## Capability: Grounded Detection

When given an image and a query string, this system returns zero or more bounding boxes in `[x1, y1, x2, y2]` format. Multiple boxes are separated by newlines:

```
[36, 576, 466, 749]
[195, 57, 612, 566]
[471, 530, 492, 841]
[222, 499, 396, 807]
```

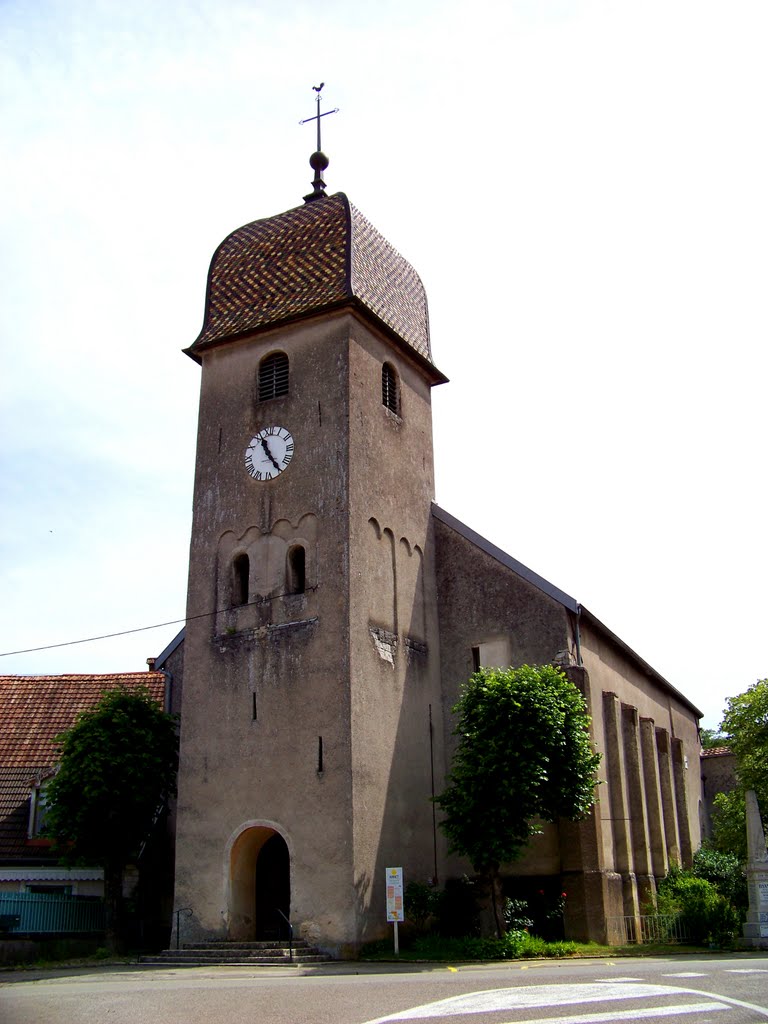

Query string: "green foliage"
[435, 666, 601, 874]
[504, 898, 533, 931]
[720, 679, 768, 798]
[404, 881, 443, 931]
[408, 931, 579, 961]
[411, 931, 522, 961]
[692, 844, 747, 909]
[517, 935, 580, 958]
[45, 686, 178, 867]
[706, 896, 743, 948]
[655, 868, 740, 946]
[710, 791, 748, 862]
[711, 679, 768, 858]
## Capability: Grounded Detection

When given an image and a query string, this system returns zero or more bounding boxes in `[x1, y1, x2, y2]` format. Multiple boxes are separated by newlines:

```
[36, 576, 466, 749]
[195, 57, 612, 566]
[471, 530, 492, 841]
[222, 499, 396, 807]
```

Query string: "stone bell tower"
[172, 131, 448, 954]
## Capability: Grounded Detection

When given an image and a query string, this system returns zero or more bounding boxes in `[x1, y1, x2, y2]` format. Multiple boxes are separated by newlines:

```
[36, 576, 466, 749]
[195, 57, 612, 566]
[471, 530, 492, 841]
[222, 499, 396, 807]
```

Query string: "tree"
[710, 791, 749, 862]
[711, 678, 768, 861]
[692, 845, 747, 910]
[45, 686, 178, 950]
[435, 665, 601, 936]
[721, 678, 768, 801]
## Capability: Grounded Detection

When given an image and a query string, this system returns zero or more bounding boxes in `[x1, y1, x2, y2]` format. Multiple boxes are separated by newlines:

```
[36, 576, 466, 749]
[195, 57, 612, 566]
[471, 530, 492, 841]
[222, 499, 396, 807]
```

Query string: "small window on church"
[259, 352, 289, 401]
[232, 553, 249, 607]
[286, 545, 306, 595]
[382, 363, 399, 414]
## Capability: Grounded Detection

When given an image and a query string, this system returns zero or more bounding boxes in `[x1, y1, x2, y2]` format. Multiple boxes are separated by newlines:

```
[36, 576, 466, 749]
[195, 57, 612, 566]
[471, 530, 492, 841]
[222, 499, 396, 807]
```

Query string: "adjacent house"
[0, 672, 170, 942]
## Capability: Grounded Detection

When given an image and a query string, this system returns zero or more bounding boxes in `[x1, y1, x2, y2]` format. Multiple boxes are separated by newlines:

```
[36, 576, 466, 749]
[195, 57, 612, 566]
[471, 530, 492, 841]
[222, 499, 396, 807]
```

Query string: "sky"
[1, 0, 766, 729]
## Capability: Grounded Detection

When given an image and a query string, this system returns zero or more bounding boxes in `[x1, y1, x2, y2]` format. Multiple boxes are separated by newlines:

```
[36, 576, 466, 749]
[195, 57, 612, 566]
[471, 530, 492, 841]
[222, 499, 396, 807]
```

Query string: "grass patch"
[361, 931, 582, 962]
[359, 934, 714, 962]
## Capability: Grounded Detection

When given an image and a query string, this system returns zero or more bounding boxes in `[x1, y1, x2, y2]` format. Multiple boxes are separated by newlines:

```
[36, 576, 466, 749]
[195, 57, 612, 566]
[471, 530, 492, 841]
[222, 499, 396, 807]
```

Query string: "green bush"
[409, 930, 578, 961]
[504, 898, 533, 931]
[706, 895, 742, 948]
[692, 845, 747, 910]
[404, 881, 444, 931]
[519, 935, 579, 958]
[655, 868, 740, 946]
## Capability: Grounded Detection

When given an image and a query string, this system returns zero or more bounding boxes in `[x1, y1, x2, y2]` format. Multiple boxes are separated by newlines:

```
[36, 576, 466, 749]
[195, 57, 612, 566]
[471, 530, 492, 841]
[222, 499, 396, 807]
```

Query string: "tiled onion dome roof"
[187, 192, 433, 363]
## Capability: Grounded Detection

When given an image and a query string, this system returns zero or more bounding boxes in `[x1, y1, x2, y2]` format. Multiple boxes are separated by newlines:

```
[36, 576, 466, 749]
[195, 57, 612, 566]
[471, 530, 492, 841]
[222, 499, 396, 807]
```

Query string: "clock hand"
[259, 436, 281, 472]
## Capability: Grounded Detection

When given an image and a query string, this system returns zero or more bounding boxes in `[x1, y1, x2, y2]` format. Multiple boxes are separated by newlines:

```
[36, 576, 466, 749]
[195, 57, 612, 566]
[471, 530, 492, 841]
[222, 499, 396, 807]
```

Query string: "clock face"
[245, 426, 294, 481]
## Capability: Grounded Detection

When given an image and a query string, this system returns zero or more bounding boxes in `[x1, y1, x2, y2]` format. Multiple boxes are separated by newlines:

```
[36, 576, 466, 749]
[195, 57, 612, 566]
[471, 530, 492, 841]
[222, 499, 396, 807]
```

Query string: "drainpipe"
[149, 663, 174, 716]
[574, 607, 584, 667]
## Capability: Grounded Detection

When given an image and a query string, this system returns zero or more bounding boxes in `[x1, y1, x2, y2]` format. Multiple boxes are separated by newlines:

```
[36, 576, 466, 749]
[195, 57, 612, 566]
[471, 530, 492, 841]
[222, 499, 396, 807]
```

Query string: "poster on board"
[386, 866, 404, 922]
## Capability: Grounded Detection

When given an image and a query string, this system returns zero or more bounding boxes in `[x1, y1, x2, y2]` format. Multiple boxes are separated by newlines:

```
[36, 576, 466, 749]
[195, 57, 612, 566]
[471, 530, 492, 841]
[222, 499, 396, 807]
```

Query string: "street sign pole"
[385, 866, 404, 957]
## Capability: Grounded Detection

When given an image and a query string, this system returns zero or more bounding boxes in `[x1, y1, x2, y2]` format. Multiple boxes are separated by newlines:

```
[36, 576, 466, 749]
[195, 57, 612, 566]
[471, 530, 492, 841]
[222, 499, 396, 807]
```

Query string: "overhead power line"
[0, 585, 319, 658]
[0, 616, 193, 657]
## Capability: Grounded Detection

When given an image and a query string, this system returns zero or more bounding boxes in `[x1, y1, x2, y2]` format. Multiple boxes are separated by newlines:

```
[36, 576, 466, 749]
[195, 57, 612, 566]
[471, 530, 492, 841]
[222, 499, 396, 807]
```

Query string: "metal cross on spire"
[299, 83, 339, 202]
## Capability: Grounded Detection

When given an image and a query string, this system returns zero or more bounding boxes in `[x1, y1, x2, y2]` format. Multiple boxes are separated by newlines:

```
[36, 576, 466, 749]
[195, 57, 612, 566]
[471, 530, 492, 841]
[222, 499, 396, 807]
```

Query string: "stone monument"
[741, 790, 768, 948]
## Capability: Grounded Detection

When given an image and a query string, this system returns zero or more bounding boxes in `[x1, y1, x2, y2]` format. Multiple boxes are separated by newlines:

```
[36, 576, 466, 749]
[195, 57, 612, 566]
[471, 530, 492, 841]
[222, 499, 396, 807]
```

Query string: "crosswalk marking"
[725, 969, 768, 974]
[492, 1001, 728, 1024]
[361, 982, 724, 1023]
[662, 972, 708, 978]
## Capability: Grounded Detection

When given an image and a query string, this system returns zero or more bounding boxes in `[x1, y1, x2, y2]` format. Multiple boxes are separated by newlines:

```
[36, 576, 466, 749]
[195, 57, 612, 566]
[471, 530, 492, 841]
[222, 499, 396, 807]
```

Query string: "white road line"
[361, 982, 711, 1023]
[725, 969, 768, 974]
[705, 993, 768, 1018]
[663, 973, 708, 978]
[361, 981, 768, 1024]
[491, 1002, 728, 1024]
[595, 977, 643, 983]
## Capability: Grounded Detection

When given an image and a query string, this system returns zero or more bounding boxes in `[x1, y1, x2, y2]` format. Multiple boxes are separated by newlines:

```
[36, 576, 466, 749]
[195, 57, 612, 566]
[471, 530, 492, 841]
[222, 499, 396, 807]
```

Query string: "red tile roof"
[0, 674, 167, 860]
[701, 745, 732, 758]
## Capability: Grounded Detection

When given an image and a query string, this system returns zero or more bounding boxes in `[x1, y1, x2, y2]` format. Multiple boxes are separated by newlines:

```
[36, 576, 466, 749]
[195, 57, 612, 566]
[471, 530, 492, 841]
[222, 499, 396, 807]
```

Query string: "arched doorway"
[228, 825, 290, 940]
[255, 832, 290, 939]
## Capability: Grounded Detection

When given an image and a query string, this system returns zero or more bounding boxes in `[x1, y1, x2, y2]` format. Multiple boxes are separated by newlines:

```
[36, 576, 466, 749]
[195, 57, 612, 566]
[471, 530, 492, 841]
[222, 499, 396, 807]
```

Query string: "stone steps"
[140, 939, 330, 967]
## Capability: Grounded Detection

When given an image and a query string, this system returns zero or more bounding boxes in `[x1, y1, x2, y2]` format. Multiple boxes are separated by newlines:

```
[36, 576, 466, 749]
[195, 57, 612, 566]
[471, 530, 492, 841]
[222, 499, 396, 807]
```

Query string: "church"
[167, 125, 704, 957]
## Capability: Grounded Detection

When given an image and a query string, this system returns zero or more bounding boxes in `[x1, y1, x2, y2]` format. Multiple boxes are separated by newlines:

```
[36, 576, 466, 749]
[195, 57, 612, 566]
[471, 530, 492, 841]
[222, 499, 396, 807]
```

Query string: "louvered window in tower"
[258, 352, 289, 401]
[381, 363, 399, 414]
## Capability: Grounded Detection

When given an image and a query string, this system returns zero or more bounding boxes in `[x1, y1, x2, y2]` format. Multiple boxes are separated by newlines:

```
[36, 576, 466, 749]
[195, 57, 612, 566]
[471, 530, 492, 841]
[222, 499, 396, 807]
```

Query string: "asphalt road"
[2, 953, 768, 1024]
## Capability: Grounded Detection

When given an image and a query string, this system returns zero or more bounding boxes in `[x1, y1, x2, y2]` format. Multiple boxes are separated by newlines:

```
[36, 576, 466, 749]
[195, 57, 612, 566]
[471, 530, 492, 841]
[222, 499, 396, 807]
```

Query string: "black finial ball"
[309, 150, 329, 171]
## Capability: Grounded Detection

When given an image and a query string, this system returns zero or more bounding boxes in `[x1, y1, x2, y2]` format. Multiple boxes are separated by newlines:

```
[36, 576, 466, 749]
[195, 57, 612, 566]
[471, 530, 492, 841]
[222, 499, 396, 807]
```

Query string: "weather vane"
[299, 83, 339, 202]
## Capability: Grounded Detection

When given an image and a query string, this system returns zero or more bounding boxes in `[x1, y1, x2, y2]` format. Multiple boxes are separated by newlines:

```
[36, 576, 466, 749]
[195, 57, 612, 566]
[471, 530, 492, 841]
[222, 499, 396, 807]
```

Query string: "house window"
[232, 553, 249, 607]
[258, 352, 289, 401]
[381, 363, 399, 414]
[27, 884, 72, 896]
[472, 639, 511, 672]
[286, 545, 306, 595]
[28, 780, 52, 841]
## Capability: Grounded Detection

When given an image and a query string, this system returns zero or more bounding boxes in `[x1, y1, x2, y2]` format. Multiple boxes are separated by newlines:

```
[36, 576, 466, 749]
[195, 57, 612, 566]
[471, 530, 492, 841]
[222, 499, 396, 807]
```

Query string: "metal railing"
[276, 908, 293, 962]
[174, 907, 193, 950]
[607, 914, 690, 945]
[0, 893, 105, 934]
